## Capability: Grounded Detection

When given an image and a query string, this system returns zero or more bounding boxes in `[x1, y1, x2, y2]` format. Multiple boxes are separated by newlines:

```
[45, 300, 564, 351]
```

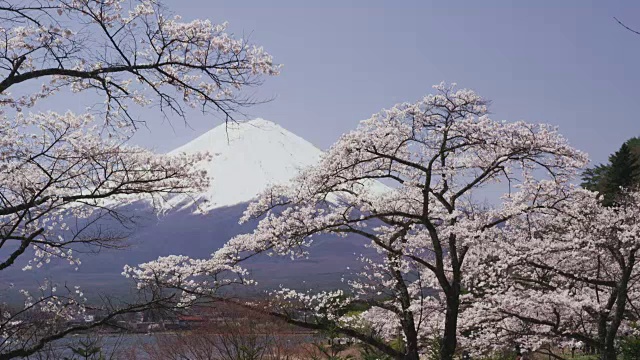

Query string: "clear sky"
[130, 0, 640, 166]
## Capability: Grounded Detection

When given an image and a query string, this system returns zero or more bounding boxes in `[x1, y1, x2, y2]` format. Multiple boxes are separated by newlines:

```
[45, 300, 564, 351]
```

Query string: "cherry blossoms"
[464, 189, 640, 360]
[0, 110, 209, 357]
[0, 0, 280, 127]
[0, 1, 280, 357]
[131, 83, 588, 360]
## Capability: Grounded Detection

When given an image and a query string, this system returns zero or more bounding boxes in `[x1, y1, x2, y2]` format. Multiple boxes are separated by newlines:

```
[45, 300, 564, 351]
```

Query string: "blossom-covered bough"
[130, 84, 588, 360]
[0, 0, 280, 126]
[0, 111, 210, 358]
[465, 189, 640, 360]
[0, 0, 278, 358]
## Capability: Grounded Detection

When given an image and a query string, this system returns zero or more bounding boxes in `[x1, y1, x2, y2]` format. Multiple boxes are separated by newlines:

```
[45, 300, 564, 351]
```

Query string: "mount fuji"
[165, 118, 325, 212]
[2, 119, 373, 299]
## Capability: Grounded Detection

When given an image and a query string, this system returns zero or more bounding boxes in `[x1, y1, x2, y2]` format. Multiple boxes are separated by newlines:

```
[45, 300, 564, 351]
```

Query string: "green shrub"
[620, 336, 640, 360]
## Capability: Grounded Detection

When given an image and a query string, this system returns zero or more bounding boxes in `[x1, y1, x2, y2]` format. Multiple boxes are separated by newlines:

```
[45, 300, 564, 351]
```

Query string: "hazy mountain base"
[0, 200, 370, 303]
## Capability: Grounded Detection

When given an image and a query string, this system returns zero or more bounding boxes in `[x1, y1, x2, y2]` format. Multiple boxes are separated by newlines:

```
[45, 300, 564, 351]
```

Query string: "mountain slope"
[166, 118, 324, 212]
[2, 119, 377, 300]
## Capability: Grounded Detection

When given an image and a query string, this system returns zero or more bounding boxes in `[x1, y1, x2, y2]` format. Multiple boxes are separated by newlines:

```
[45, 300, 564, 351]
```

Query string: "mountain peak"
[245, 117, 277, 127]
[167, 118, 323, 211]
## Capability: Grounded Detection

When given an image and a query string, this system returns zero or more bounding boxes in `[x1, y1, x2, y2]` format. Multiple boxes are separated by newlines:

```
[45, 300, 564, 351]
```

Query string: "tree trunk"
[440, 288, 460, 360]
[390, 253, 420, 360]
[401, 314, 420, 360]
[597, 254, 635, 360]
[599, 346, 617, 360]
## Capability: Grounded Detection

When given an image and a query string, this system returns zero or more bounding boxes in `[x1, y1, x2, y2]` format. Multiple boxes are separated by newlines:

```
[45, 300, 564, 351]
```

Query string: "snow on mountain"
[166, 118, 387, 212]
[166, 118, 323, 211]
[0, 119, 387, 296]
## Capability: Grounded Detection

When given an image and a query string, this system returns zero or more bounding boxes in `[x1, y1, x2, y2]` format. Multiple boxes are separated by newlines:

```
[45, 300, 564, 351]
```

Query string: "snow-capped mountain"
[166, 118, 324, 212]
[166, 117, 388, 212]
[2, 119, 377, 299]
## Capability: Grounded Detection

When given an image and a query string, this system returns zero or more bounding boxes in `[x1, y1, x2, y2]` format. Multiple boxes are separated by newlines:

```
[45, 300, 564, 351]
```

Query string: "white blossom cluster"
[462, 189, 640, 354]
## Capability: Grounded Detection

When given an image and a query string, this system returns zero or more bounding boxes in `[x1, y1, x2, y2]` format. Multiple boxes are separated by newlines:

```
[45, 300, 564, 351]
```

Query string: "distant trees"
[136, 303, 303, 360]
[0, 0, 279, 358]
[130, 84, 588, 360]
[582, 138, 640, 205]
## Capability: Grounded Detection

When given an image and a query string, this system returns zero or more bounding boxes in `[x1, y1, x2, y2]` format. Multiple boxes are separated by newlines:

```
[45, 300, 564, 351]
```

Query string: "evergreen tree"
[582, 138, 640, 206]
[581, 164, 609, 193]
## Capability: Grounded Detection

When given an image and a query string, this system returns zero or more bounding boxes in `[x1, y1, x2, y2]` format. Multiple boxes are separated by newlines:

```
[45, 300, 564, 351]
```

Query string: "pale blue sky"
[131, 1, 640, 166]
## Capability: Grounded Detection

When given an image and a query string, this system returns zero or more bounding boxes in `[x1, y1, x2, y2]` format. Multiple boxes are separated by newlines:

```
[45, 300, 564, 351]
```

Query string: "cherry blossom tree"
[464, 189, 640, 360]
[0, 0, 280, 127]
[129, 84, 587, 360]
[0, 111, 210, 358]
[0, 0, 279, 357]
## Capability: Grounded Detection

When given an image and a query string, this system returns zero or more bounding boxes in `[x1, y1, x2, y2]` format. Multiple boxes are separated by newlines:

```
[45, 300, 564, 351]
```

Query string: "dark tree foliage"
[582, 138, 640, 206]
